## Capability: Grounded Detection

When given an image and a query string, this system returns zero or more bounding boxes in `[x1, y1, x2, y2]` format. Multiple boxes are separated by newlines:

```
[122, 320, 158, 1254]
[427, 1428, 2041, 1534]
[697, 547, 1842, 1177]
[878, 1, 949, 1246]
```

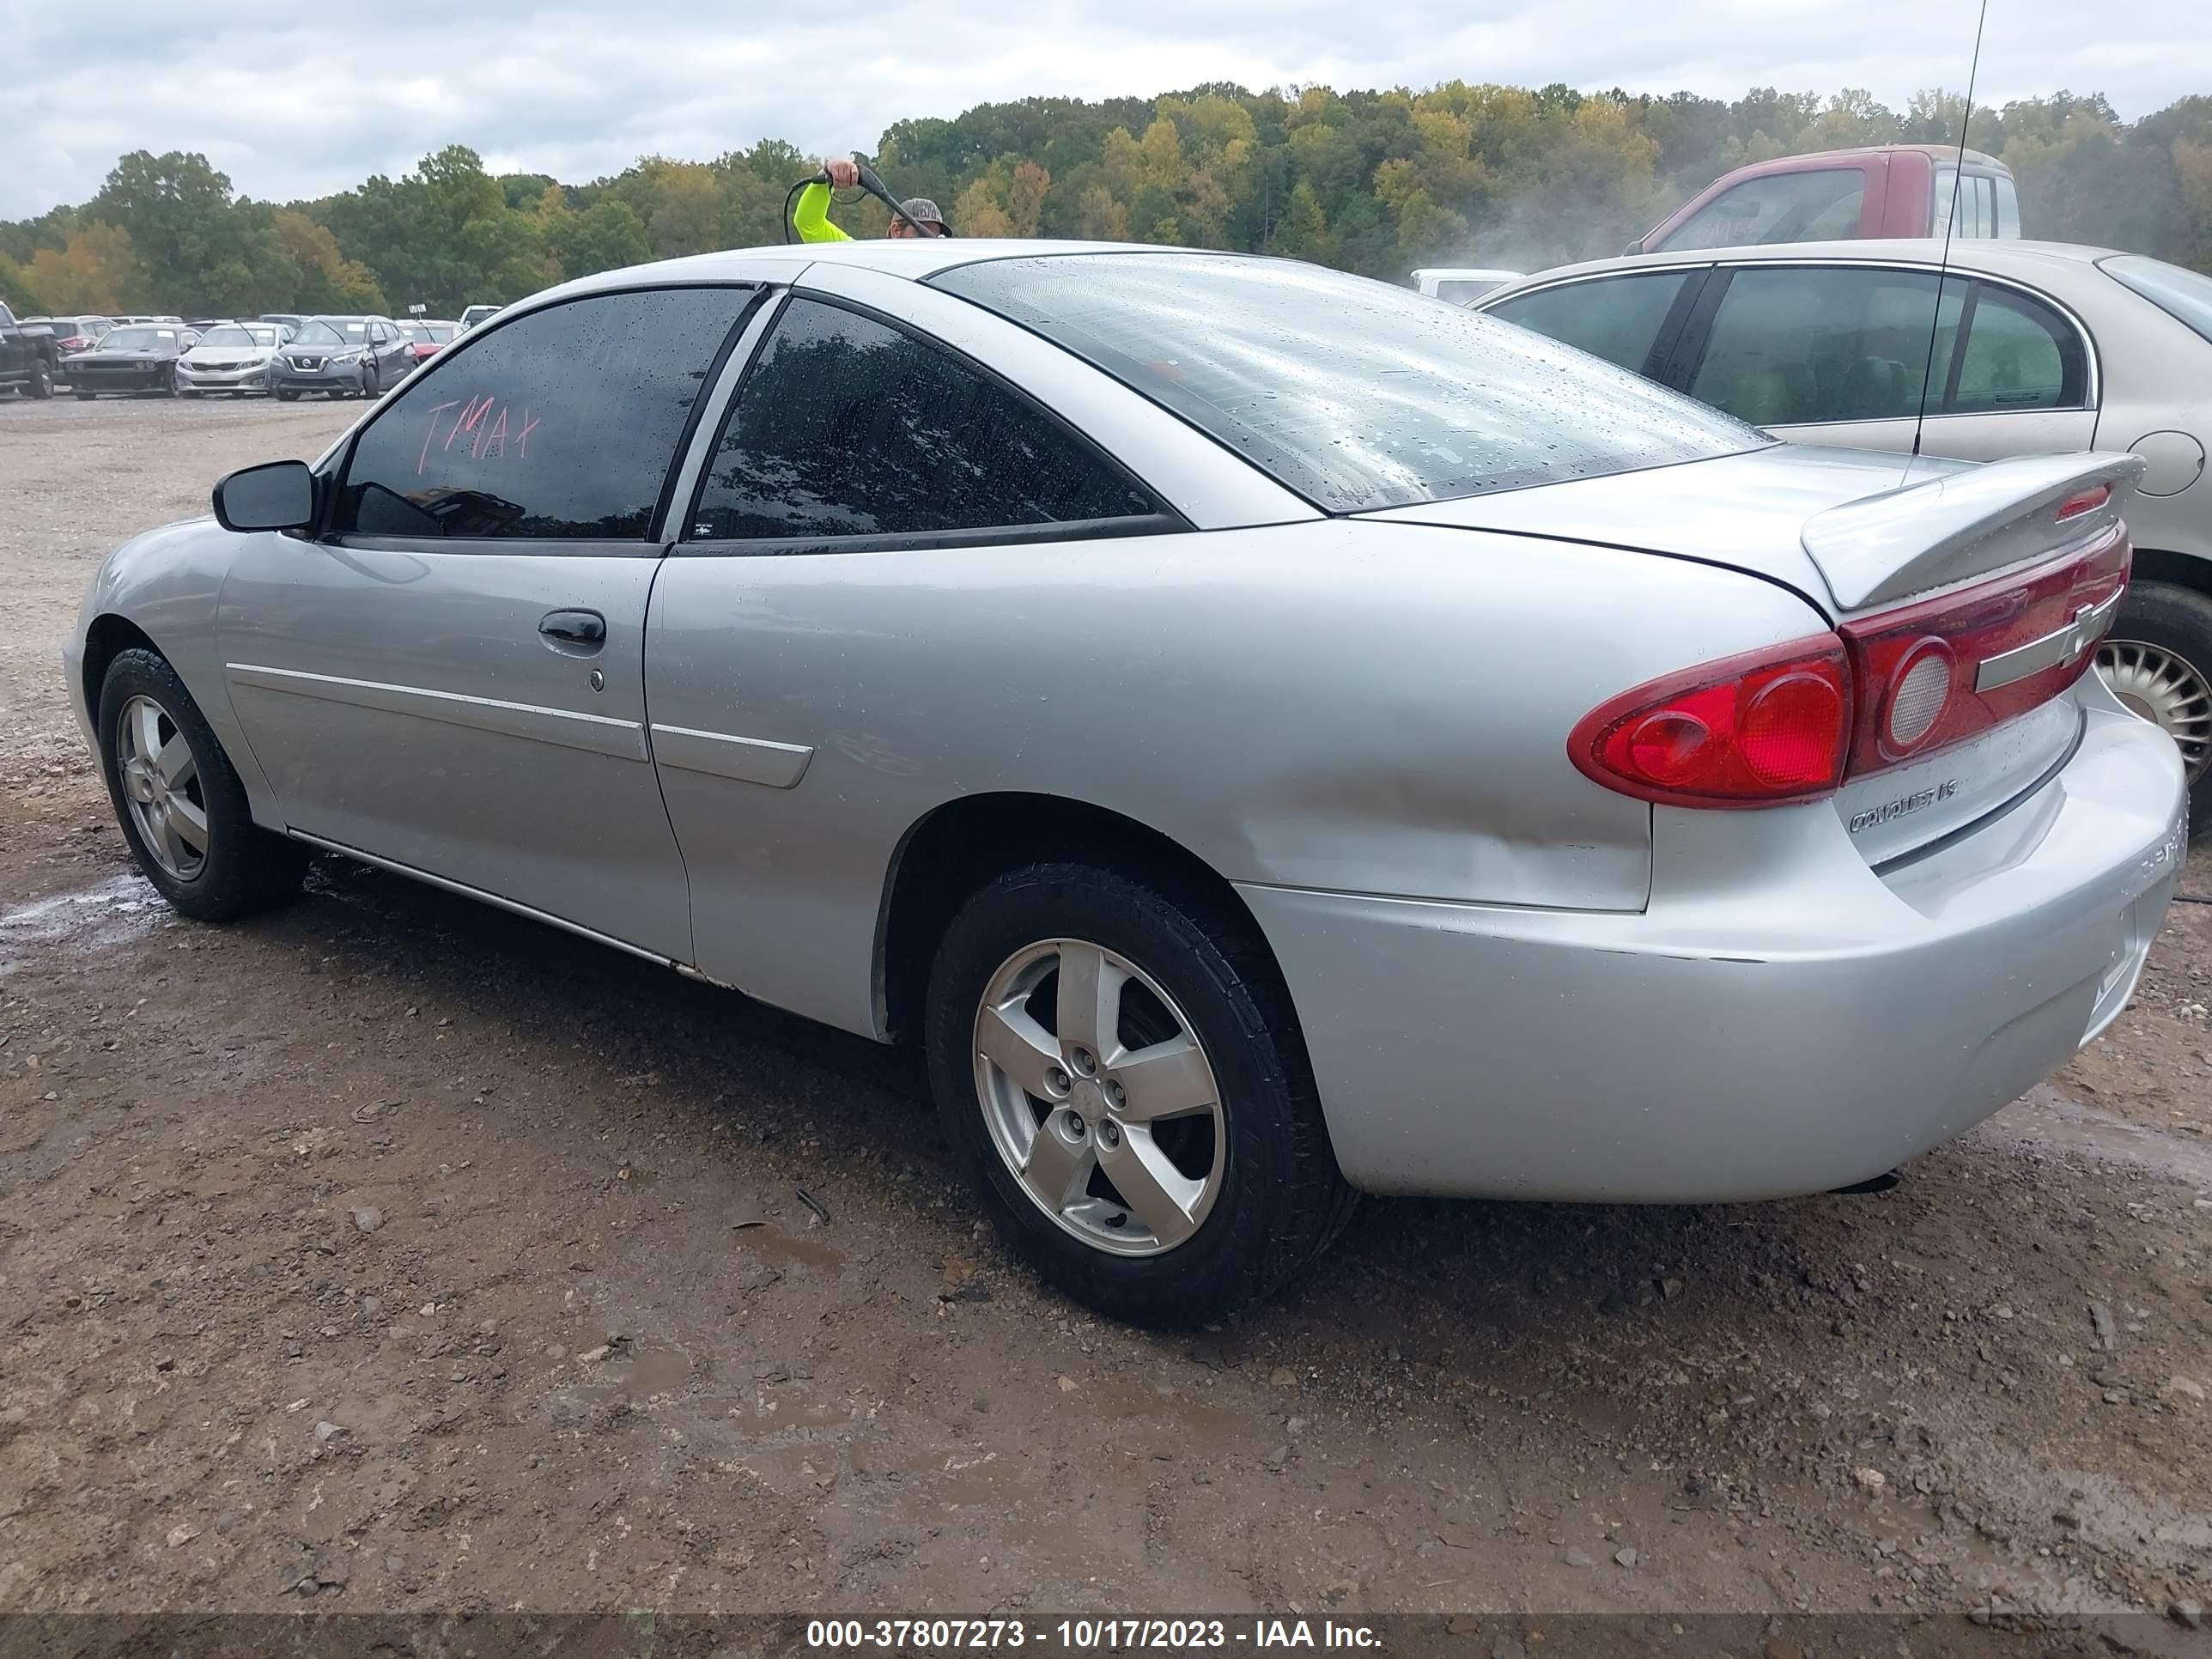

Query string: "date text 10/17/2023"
[805, 1620, 1382, 1650]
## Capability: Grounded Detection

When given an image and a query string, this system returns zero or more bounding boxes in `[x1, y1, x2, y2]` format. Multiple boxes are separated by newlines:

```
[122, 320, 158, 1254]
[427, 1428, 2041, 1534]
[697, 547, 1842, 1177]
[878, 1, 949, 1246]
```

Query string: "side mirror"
[1624, 240, 1644, 257]
[213, 459, 317, 532]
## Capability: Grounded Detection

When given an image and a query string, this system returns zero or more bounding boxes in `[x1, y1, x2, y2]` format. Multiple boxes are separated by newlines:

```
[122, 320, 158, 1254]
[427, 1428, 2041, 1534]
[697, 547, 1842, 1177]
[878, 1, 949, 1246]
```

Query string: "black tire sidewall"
[2110, 578, 2212, 824]
[97, 648, 300, 921]
[925, 863, 1345, 1328]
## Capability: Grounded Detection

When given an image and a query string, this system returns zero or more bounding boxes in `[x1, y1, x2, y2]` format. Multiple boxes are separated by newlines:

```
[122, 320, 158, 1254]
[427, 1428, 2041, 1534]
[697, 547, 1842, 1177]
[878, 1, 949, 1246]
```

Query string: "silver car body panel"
[214, 540, 694, 962]
[644, 511, 1823, 1035]
[69, 239, 2190, 1204]
[1250, 691, 2181, 1199]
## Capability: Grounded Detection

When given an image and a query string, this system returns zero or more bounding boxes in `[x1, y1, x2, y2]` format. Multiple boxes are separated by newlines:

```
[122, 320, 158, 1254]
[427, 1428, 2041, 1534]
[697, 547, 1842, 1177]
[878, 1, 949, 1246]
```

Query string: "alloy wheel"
[2099, 637, 2212, 780]
[972, 938, 1226, 1256]
[115, 694, 210, 880]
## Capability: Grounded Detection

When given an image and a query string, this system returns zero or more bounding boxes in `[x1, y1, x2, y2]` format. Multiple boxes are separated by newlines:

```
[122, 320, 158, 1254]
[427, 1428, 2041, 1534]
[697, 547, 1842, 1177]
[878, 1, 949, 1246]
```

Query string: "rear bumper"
[1243, 697, 2186, 1201]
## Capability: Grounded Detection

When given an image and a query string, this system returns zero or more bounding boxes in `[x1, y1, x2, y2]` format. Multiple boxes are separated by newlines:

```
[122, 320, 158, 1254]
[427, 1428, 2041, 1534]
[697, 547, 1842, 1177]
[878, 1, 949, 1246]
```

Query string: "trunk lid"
[1369, 444, 2148, 864]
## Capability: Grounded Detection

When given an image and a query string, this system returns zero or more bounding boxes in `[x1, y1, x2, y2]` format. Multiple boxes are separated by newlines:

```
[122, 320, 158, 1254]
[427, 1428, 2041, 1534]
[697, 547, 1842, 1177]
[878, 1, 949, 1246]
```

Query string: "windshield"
[200, 325, 276, 348]
[105, 328, 173, 350]
[291, 322, 348, 347]
[2101, 254, 2212, 346]
[934, 252, 1765, 512]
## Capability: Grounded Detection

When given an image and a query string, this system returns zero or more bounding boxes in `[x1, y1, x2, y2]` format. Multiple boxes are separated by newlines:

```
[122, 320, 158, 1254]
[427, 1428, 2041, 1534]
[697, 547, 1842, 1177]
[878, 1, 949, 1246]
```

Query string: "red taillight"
[1571, 521, 2133, 810]
[1571, 635, 1850, 807]
[59, 335, 89, 350]
[1840, 522, 2130, 775]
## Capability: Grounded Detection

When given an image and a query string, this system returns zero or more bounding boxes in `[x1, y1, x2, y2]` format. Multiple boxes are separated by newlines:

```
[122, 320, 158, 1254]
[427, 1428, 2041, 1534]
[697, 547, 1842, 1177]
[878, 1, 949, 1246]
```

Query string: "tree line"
[4, 82, 2208, 319]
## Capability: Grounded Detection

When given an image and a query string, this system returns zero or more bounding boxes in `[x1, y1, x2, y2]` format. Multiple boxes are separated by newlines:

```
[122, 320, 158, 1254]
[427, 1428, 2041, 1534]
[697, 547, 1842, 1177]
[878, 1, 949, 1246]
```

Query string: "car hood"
[78, 347, 171, 362]
[185, 343, 277, 362]
[282, 338, 362, 356]
[1363, 443, 1972, 618]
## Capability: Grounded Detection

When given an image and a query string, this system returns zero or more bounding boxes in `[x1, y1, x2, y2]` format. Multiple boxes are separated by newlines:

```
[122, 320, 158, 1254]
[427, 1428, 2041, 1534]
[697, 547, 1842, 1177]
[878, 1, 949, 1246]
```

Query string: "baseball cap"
[899, 198, 946, 232]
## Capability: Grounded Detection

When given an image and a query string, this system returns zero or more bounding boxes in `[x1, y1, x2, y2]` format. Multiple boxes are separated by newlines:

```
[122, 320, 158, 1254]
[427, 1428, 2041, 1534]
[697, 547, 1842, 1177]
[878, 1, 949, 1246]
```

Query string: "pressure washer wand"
[850, 155, 942, 238]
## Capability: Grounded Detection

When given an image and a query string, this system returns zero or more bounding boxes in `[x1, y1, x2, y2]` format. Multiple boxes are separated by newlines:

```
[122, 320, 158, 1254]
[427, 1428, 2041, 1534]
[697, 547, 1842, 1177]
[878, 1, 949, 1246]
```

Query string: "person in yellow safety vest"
[793, 157, 949, 242]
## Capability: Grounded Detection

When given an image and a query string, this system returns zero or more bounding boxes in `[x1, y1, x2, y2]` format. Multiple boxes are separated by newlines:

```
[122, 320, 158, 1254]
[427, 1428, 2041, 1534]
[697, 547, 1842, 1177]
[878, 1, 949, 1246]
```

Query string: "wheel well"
[876, 793, 1273, 1045]
[2130, 548, 2212, 599]
[82, 614, 161, 720]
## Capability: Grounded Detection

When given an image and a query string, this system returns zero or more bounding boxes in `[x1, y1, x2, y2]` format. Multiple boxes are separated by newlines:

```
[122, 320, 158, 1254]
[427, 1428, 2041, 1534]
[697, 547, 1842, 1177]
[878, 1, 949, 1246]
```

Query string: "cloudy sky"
[6, 0, 2207, 220]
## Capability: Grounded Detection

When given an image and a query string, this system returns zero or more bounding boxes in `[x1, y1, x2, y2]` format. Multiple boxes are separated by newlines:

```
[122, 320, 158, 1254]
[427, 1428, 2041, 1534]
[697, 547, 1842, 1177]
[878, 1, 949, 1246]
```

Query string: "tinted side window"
[1658, 169, 1867, 252]
[335, 287, 750, 541]
[1488, 272, 1692, 378]
[1949, 285, 2080, 412]
[690, 297, 1156, 542]
[1690, 267, 1961, 427]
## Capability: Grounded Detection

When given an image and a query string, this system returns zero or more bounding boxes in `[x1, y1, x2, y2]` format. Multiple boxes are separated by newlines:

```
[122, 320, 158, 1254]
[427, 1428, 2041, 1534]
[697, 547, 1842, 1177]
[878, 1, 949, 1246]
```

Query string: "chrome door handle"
[538, 609, 606, 649]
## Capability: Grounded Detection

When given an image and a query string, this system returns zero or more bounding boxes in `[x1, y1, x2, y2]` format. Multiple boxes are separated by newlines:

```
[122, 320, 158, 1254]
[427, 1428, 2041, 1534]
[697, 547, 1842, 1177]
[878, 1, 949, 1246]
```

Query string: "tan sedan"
[1478, 240, 2212, 818]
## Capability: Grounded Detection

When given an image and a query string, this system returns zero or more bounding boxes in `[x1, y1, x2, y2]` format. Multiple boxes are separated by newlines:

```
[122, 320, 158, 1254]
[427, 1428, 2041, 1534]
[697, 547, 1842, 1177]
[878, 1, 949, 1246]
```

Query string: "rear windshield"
[2100, 254, 2212, 346]
[933, 252, 1764, 511]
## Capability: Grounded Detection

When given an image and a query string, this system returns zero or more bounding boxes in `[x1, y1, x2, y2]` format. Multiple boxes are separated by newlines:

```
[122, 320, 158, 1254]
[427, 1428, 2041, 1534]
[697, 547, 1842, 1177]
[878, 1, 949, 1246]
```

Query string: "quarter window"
[688, 296, 1158, 544]
[333, 286, 753, 542]
[1657, 169, 1867, 252]
[1486, 272, 1693, 378]
[1948, 285, 2081, 412]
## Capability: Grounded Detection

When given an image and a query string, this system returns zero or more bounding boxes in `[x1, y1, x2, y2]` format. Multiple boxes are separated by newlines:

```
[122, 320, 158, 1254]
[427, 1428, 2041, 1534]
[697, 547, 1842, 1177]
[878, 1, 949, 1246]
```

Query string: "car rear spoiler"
[1801, 453, 2147, 613]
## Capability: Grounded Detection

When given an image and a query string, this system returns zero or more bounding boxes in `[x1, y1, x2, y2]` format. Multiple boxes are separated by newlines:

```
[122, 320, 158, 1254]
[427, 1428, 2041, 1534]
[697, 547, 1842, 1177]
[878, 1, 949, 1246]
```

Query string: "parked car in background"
[400, 319, 459, 363]
[178, 322, 289, 398]
[1411, 267, 1522, 304]
[22, 315, 112, 357]
[258, 313, 307, 334]
[65, 323, 194, 398]
[1478, 239, 2212, 814]
[64, 241, 2184, 1325]
[0, 301, 63, 398]
[269, 315, 414, 400]
[109, 314, 185, 326]
[457, 303, 501, 331]
[1632, 147, 2021, 257]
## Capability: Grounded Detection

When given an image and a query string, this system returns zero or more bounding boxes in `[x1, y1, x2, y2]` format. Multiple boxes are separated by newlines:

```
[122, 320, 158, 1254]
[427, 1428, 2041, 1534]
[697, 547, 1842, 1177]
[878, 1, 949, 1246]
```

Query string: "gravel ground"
[2, 394, 2210, 1638]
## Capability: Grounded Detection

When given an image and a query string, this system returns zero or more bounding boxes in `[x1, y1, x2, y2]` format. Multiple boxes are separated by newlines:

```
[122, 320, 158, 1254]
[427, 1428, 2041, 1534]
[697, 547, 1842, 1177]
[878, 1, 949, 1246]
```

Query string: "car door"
[376, 319, 411, 382]
[216, 283, 761, 961]
[644, 288, 1188, 1026]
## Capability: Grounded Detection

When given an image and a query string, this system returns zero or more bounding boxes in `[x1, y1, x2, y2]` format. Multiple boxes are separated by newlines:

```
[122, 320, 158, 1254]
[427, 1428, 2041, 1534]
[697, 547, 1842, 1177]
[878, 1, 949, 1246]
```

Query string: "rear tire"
[2100, 578, 2212, 826]
[97, 648, 309, 922]
[925, 862, 1354, 1328]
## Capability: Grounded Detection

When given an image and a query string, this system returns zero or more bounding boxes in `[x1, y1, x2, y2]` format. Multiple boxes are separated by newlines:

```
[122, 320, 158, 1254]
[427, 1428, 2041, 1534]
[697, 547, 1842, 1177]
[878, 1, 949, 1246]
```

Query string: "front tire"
[925, 862, 1353, 1328]
[97, 648, 309, 921]
[276, 389, 300, 402]
[2100, 578, 2212, 825]
[27, 362, 52, 399]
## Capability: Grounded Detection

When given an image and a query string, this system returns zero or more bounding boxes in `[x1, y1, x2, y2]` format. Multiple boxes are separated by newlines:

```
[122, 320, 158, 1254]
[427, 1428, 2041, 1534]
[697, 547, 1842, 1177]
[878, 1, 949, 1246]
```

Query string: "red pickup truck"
[1631, 145, 2021, 256]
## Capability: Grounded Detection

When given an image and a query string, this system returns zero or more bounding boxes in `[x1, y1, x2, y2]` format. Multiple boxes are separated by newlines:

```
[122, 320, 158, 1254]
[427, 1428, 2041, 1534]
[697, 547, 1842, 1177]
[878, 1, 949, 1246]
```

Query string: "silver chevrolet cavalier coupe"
[67, 240, 2186, 1326]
